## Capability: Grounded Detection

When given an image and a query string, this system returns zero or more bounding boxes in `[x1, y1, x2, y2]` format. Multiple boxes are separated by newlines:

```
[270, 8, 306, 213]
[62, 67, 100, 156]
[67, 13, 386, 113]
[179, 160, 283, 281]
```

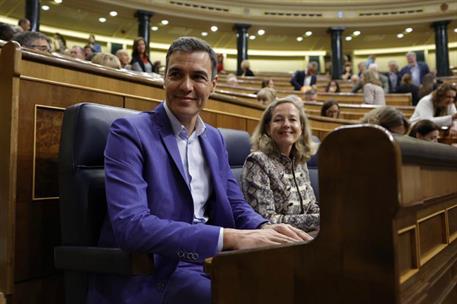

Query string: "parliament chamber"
[1, 0, 457, 303]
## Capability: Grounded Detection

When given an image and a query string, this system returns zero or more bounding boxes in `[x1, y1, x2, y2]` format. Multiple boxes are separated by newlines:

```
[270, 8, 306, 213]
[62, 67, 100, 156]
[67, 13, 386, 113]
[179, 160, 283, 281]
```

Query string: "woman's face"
[389, 124, 407, 135]
[437, 90, 456, 108]
[328, 81, 338, 92]
[267, 103, 303, 156]
[326, 104, 340, 118]
[267, 80, 274, 88]
[419, 130, 439, 142]
[136, 40, 146, 54]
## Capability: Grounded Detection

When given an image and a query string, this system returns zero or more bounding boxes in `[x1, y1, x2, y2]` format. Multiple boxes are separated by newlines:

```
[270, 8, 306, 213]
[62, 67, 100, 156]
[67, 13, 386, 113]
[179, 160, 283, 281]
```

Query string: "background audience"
[256, 88, 276, 105]
[362, 70, 385, 105]
[410, 83, 457, 132]
[361, 106, 410, 135]
[408, 119, 440, 142]
[325, 80, 341, 93]
[396, 73, 420, 105]
[130, 36, 154, 73]
[320, 100, 340, 118]
[400, 51, 430, 86]
[13, 31, 51, 53]
[91, 52, 121, 69]
[240, 59, 255, 76]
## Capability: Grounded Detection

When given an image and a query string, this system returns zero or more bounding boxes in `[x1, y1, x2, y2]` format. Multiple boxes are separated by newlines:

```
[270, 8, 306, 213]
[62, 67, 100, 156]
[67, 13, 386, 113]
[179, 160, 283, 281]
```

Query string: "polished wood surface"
[206, 125, 457, 304]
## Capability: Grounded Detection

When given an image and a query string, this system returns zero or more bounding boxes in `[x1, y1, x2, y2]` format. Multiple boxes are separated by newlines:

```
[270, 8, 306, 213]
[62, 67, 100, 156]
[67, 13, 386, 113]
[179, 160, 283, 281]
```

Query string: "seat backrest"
[218, 128, 251, 184]
[59, 103, 138, 246]
[308, 135, 320, 201]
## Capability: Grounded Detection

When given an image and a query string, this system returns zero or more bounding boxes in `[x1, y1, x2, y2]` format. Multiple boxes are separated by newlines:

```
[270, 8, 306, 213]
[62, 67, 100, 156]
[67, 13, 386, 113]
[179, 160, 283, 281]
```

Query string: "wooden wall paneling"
[246, 119, 260, 134]
[124, 97, 161, 112]
[448, 205, 457, 243]
[0, 40, 20, 296]
[208, 97, 264, 118]
[216, 114, 247, 131]
[200, 111, 218, 127]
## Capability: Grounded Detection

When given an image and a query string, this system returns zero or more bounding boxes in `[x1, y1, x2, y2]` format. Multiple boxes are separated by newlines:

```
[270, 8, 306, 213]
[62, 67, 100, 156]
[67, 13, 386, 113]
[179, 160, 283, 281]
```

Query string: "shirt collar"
[163, 101, 206, 138]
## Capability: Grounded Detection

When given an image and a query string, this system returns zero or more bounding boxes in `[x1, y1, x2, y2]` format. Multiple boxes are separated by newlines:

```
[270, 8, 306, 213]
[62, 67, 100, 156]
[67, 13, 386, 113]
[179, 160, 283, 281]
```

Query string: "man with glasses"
[13, 31, 51, 53]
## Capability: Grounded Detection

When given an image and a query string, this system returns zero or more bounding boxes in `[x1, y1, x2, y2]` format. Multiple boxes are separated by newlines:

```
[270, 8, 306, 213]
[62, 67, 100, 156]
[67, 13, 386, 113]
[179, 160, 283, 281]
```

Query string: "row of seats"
[55, 102, 319, 303]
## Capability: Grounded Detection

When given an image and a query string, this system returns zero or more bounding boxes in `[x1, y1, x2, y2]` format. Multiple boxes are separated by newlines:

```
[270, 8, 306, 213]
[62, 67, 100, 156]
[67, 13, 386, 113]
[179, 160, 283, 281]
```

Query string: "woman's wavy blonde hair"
[251, 96, 316, 164]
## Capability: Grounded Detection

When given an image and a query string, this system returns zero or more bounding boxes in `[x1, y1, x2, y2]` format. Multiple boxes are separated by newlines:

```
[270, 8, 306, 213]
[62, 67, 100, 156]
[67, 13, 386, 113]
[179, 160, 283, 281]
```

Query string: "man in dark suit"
[87, 36, 311, 304]
[386, 60, 401, 93]
[290, 62, 318, 90]
[399, 51, 430, 87]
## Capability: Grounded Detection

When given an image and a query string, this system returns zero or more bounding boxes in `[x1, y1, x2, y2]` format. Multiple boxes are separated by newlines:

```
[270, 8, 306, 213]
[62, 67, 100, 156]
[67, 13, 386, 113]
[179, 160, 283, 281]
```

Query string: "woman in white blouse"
[410, 83, 457, 134]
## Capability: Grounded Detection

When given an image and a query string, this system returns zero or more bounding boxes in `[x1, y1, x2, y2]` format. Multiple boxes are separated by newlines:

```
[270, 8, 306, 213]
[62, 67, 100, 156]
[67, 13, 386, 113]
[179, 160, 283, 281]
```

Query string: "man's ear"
[211, 75, 218, 93]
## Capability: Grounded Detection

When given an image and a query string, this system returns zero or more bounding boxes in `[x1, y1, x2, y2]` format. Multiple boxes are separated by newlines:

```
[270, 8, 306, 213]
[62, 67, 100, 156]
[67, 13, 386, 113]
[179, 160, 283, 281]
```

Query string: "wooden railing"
[206, 125, 457, 304]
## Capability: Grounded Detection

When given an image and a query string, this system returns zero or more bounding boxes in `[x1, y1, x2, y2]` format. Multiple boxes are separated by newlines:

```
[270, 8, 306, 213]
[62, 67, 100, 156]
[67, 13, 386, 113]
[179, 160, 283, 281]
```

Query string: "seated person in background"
[257, 87, 276, 105]
[89, 36, 311, 304]
[361, 106, 410, 135]
[91, 52, 121, 69]
[226, 73, 238, 85]
[0, 22, 21, 41]
[18, 18, 31, 32]
[115, 49, 132, 70]
[325, 80, 341, 93]
[240, 59, 255, 76]
[409, 119, 440, 142]
[241, 96, 320, 233]
[362, 70, 385, 105]
[418, 73, 436, 100]
[261, 78, 275, 89]
[351, 74, 363, 93]
[84, 44, 95, 61]
[290, 62, 318, 91]
[69, 46, 85, 60]
[410, 83, 457, 134]
[13, 31, 51, 53]
[341, 63, 353, 81]
[396, 73, 420, 106]
[320, 100, 340, 118]
[302, 89, 317, 102]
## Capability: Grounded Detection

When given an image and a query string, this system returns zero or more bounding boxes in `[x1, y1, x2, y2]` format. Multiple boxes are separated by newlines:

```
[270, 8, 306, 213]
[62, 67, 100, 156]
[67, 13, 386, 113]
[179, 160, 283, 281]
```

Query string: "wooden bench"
[438, 76, 457, 85]
[205, 125, 457, 303]
[0, 41, 264, 303]
[316, 92, 412, 106]
[303, 101, 415, 120]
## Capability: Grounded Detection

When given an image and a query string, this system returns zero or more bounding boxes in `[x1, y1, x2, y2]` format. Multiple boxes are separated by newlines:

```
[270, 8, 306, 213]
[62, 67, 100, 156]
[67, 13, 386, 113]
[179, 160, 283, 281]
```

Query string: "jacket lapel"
[155, 103, 189, 188]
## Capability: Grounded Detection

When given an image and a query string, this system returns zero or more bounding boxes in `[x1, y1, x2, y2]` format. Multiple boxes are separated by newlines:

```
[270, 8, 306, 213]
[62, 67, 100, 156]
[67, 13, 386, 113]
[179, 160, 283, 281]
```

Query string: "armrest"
[54, 246, 154, 275]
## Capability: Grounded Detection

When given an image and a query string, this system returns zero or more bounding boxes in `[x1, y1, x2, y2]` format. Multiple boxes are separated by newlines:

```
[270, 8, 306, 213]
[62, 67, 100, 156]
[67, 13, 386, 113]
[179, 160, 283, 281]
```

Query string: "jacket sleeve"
[104, 118, 220, 263]
[290, 71, 302, 90]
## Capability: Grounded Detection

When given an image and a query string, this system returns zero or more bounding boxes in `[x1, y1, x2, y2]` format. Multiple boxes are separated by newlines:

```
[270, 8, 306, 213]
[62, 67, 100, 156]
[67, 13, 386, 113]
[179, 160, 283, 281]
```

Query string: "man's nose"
[179, 76, 193, 91]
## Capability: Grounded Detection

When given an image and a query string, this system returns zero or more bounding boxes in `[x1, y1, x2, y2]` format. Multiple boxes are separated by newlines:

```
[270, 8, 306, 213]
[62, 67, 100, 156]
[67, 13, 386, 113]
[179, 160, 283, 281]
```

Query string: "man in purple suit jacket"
[87, 37, 311, 304]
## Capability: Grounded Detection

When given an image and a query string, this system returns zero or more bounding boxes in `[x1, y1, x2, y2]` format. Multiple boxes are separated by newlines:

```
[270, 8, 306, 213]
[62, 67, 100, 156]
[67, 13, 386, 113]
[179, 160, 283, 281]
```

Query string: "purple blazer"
[87, 103, 266, 303]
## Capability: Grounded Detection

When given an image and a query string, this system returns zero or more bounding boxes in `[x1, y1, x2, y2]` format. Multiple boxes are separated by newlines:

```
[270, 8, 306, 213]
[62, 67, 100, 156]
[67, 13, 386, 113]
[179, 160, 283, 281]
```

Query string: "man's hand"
[261, 223, 313, 242]
[223, 224, 313, 251]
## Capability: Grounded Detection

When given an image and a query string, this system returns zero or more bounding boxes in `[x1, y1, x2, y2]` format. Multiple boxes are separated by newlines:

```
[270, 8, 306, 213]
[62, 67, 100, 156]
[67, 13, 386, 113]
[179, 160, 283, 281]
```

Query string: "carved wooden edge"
[0, 40, 21, 295]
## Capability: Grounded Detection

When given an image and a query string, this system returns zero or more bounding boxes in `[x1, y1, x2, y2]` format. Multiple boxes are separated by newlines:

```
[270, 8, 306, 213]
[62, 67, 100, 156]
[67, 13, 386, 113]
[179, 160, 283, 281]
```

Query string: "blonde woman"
[362, 69, 385, 105]
[241, 96, 319, 232]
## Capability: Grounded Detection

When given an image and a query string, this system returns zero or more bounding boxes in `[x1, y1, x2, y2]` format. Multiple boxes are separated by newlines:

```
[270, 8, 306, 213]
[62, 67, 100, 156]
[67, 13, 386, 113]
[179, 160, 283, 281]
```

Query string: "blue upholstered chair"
[218, 128, 251, 184]
[55, 103, 152, 304]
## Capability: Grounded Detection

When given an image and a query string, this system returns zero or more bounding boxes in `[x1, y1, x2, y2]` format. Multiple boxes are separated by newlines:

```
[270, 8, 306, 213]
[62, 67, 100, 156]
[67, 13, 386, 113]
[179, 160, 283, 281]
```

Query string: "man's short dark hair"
[165, 36, 217, 80]
[13, 31, 51, 50]
[0, 22, 16, 41]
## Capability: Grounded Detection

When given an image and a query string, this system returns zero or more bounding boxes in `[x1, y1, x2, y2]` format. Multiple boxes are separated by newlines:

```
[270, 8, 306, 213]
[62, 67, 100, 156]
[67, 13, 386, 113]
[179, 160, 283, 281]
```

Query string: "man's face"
[30, 38, 50, 53]
[21, 20, 30, 31]
[164, 51, 216, 125]
[407, 54, 416, 65]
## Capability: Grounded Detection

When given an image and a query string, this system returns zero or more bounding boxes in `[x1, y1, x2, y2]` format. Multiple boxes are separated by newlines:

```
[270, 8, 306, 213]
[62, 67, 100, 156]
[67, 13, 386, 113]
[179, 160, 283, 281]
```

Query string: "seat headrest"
[61, 103, 139, 167]
[218, 128, 251, 167]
